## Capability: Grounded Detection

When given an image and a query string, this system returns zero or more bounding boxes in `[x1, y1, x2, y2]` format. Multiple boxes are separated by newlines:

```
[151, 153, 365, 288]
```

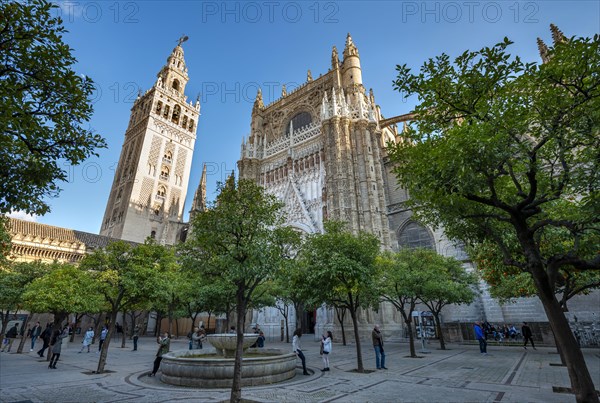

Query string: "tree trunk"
[230, 290, 246, 403]
[154, 312, 162, 336]
[432, 311, 446, 350]
[96, 310, 118, 374]
[550, 328, 567, 365]
[349, 308, 364, 372]
[335, 306, 347, 346]
[92, 313, 105, 344]
[121, 311, 127, 348]
[0, 309, 10, 338]
[207, 312, 212, 332]
[16, 313, 34, 353]
[406, 319, 417, 358]
[284, 307, 290, 343]
[536, 280, 598, 403]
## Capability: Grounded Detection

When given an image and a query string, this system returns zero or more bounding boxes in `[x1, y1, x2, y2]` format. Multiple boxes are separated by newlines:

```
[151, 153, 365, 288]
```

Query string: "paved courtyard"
[1, 336, 598, 402]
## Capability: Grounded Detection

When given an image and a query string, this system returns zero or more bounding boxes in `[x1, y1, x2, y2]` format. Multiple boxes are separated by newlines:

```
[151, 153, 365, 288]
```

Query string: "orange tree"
[389, 32, 600, 402]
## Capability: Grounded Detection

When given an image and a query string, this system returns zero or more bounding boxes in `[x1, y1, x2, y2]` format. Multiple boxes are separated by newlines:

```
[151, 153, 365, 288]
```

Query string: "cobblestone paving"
[0, 337, 598, 402]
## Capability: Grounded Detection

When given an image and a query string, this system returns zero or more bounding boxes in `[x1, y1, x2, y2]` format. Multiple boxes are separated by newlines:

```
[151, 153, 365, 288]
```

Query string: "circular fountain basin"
[160, 348, 297, 388]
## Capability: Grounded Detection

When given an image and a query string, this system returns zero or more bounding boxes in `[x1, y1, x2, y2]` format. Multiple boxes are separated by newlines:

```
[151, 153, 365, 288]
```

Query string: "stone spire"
[331, 46, 339, 69]
[281, 84, 287, 97]
[189, 164, 207, 220]
[307, 69, 313, 82]
[537, 38, 550, 63]
[550, 24, 566, 44]
[343, 33, 359, 59]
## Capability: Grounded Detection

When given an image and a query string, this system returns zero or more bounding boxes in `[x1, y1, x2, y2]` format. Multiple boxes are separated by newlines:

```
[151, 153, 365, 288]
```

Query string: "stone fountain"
[159, 333, 297, 388]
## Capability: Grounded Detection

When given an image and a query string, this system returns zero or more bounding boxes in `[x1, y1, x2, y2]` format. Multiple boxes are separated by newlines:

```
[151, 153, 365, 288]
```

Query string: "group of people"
[187, 326, 207, 350]
[474, 321, 536, 354]
[291, 326, 387, 374]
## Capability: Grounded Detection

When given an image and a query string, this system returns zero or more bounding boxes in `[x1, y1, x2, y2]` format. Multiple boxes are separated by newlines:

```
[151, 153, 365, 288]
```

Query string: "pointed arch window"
[182, 115, 188, 128]
[160, 166, 170, 181]
[155, 101, 163, 115]
[188, 119, 194, 132]
[172, 79, 180, 92]
[397, 221, 435, 250]
[156, 185, 166, 200]
[285, 112, 312, 135]
[163, 150, 173, 164]
[163, 105, 170, 119]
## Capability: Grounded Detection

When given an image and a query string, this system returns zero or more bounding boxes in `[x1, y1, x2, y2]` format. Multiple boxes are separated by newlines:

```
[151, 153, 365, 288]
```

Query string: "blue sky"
[22, 0, 600, 234]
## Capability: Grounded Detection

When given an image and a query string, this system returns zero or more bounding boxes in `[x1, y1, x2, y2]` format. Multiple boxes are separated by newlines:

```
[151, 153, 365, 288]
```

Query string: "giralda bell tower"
[100, 38, 200, 244]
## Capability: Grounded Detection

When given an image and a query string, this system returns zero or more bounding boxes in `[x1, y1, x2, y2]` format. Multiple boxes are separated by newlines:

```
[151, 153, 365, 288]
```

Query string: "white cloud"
[7, 211, 38, 222]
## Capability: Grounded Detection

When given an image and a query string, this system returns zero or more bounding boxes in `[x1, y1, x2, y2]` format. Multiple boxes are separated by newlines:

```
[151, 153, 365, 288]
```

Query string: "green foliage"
[389, 32, 600, 398]
[80, 240, 174, 312]
[0, 260, 48, 316]
[0, 0, 106, 215]
[420, 254, 476, 307]
[389, 34, 600, 290]
[472, 239, 600, 306]
[378, 249, 426, 310]
[22, 263, 102, 315]
[180, 178, 295, 401]
[181, 179, 291, 313]
[0, 217, 11, 265]
[302, 221, 381, 311]
[301, 220, 380, 371]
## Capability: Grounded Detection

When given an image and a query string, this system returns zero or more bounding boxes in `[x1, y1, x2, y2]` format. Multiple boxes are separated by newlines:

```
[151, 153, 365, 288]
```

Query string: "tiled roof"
[8, 218, 135, 249]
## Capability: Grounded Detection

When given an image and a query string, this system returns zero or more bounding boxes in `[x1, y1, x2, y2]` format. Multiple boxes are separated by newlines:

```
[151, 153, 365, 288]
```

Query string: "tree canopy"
[389, 30, 599, 402]
[80, 240, 173, 373]
[0, 0, 106, 215]
[181, 178, 296, 402]
[301, 220, 381, 372]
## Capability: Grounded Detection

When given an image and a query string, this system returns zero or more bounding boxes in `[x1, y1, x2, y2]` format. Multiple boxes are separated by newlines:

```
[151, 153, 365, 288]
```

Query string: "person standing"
[522, 322, 536, 350]
[149, 332, 170, 377]
[1, 323, 19, 352]
[474, 321, 487, 355]
[98, 326, 108, 352]
[192, 327, 204, 350]
[292, 329, 309, 375]
[48, 327, 69, 369]
[372, 325, 387, 369]
[30, 322, 42, 352]
[79, 327, 94, 353]
[132, 325, 140, 351]
[37, 324, 52, 357]
[321, 331, 332, 371]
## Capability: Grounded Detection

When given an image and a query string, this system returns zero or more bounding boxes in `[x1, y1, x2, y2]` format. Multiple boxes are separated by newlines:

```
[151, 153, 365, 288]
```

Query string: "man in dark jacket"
[522, 322, 536, 350]
[372, 325, 387, 369]
[1, 323, 20, 352]
[37, 324, 52, 357]
[474, 321, 487, 355]
[30, 321, 42, 351]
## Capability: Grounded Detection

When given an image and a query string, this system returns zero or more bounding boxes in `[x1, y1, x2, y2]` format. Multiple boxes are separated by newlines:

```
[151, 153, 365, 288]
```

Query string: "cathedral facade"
[236, 34, 599, 343]
[236, 35, 481, 340]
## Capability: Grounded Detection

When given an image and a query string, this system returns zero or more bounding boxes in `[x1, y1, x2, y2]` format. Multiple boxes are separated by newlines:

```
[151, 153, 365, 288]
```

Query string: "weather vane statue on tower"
[177, 35, 189, 46]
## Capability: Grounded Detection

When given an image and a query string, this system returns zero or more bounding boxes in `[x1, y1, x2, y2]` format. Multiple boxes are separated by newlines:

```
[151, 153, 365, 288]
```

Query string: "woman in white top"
[292, 329, 309, 375]
[79, 327, 94, 353]
[321, 331, 332, 371]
